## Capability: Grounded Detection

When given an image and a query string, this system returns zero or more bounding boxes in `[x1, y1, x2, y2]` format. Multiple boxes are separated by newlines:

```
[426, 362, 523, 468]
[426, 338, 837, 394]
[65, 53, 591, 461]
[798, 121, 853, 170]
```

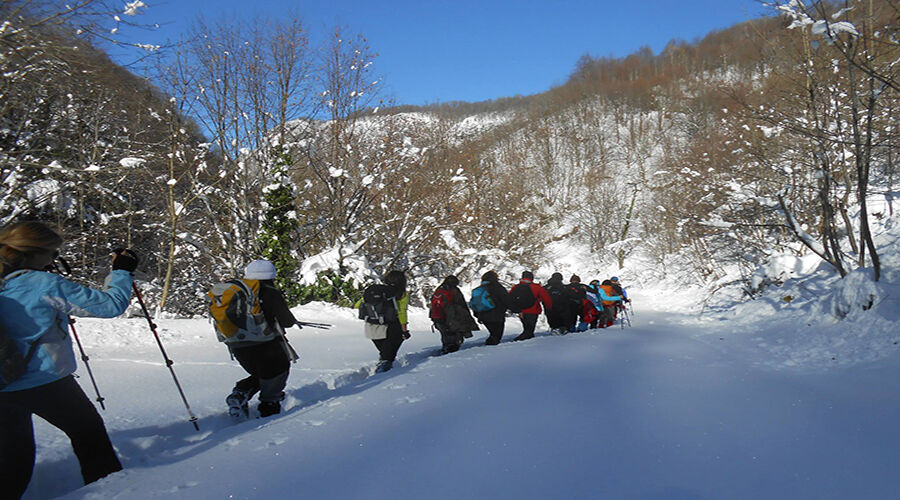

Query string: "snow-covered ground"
[22, 274, 900, 499]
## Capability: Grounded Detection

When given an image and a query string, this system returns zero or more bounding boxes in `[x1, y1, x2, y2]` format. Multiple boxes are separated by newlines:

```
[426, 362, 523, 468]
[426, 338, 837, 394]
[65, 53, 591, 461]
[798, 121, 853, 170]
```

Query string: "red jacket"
[512, 279, 553, 315]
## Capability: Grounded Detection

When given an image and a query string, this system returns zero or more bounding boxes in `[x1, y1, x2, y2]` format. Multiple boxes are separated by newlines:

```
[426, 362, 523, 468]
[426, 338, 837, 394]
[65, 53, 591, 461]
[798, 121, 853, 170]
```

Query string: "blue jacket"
[0, 269, 133, 391]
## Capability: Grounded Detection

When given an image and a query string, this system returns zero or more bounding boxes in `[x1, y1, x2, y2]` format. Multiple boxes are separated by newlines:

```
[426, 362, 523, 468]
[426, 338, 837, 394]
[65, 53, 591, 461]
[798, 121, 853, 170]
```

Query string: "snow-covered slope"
[22, 277, 900, 499]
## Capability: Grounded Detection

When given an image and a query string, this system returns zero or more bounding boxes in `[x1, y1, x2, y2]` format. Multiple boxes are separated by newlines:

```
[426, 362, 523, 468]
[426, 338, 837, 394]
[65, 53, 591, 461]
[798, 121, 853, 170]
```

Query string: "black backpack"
[508, 283, 535, 313]
[566, 283, 586, 305]
[546, 284, 567, 309]
[0, 321, 37, 390]
[0, 272, 40, 389]
[358, 284, 399, 325]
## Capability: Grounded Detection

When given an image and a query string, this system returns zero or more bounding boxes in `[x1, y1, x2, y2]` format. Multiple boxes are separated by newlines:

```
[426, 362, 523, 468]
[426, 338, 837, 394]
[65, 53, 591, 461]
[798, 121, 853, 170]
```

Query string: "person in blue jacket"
[0, 221, 138, 499]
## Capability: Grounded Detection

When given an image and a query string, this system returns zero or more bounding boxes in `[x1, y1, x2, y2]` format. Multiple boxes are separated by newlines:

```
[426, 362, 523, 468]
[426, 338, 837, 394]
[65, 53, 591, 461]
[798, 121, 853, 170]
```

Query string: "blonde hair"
[0, 221, 64, 275]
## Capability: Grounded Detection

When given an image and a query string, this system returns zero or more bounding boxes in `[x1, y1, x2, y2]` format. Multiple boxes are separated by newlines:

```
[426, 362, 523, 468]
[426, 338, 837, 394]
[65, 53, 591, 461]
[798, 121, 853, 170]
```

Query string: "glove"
[402, 330, 411, 340]
[111, 248, 139, 272]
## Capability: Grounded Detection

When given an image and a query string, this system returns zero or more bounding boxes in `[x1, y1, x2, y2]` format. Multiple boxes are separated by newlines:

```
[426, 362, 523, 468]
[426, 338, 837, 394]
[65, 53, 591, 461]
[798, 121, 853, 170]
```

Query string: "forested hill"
[2, 1, 897, 317]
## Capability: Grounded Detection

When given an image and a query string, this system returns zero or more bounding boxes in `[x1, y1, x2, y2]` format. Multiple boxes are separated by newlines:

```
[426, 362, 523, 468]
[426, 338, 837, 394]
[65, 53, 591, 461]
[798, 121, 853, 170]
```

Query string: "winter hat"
[244, 259, 276, 280]
[482, 270, 498, 282]
[570, 274, 581, 283]
[610, 276, 619, 282]
[551, 272, 563, 281]
[521, 270, 534, 280]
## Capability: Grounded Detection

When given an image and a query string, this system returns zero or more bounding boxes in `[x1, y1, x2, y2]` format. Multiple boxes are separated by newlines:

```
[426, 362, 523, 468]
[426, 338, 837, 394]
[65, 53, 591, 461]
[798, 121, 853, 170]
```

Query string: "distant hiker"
[357, 270, 410, 372]
[609, 276, 630, 303]
[566, 274, 589, 332]
[508, 271, 552, 341]
[544, 272, 572, 335]
[470, 270, 510, 345]
[598, 279, 625, 328]
[565, 275, 592, 332]
[584, 279, 604, 329]
[216, 259, 300, 419]
[608, 276, 631, 323]
[430, 275, 479, 354]
[0, 221, 136, 498]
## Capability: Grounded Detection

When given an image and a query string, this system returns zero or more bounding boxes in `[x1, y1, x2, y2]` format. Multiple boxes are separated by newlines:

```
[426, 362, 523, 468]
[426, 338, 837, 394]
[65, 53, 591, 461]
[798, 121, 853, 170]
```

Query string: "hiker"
[564, 275, 592, 332]
[430, 275, 479, 354]
[585, 280, 604, 329]
[0, 221, 136, 499]
[566, 274, 589, 332]
[609, 276, 630, 303]
[224, 259, 300, 419]
[470, 270, 510, 345]
[598, 279, 625, 328]
[543, 272, 572, 336]
[608, 276, 631, 322]
[357, 270, 410, 373]
[509, 271, 552, 341]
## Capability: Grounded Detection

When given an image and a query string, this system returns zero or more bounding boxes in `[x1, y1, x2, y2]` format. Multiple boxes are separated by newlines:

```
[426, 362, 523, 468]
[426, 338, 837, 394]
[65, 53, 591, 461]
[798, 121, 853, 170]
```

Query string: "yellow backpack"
[207, 279, 273, 343]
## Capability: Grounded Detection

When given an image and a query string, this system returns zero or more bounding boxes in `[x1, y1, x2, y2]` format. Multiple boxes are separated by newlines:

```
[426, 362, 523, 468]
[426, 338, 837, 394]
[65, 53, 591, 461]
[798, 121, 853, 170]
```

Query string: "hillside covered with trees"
[1, 0, 897, 316]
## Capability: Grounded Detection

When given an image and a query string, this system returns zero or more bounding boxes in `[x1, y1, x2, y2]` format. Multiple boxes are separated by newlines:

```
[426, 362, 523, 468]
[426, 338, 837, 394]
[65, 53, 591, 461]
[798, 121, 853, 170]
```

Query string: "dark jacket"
[474, 280, 510, 323]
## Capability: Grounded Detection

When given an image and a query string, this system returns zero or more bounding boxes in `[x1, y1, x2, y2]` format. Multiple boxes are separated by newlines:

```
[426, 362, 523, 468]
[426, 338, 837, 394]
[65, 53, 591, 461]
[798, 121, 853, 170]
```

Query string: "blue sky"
[120, 0, 768, 107]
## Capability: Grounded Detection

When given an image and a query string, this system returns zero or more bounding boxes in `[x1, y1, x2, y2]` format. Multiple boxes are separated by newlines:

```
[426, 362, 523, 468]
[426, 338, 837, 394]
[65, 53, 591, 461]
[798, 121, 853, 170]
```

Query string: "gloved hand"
[402, 330, 411, 340]
[111, 248, 139, 272]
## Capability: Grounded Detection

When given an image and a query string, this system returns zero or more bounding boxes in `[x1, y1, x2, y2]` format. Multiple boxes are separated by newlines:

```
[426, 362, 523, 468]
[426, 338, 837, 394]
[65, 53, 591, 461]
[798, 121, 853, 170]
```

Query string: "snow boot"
[484, 337, 500, 346]
[258, 401, 281, 418]
[226, 390, 250, 420]
[375, 359, 393, 373]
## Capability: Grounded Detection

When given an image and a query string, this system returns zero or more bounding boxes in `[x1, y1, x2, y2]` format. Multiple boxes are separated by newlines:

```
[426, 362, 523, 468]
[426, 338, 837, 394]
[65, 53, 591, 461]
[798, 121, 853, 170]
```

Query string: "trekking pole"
[620, 304, 632, 328]
[297, 321, 332, 329]
[131, 283, 200, 431]
[68, 317, 106, 410]
[44, 258, 107, 409]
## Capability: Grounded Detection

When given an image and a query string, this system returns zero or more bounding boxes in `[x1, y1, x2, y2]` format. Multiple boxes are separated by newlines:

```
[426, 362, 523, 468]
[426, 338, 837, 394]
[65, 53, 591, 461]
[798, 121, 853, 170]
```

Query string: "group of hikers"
[424, 270, 630, 357]
[0, 220, 630, 499]
[359, 269, 631, 371]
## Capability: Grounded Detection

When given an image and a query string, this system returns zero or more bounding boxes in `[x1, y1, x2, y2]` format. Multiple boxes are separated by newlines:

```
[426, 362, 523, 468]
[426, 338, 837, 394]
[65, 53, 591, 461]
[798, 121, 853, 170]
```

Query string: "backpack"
[469, 283, 495, 313]
[358, 284, 399, 325]
[430, 288, 455, 321]
[508, 283, 535, 313]
[0, 322, 39, 390]
[546, 284, 567, 311]
[0, 271, 40, 389]
[566, 283, 586, 306]
[208, 279, 273, 344]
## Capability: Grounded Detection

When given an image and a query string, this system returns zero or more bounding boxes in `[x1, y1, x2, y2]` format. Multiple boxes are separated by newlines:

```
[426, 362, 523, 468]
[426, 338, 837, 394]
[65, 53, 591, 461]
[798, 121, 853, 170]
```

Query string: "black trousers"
[483, 320, 505, 343]
[372, 322, 405, 362]
[231, 338, 292, 403]
[0, 376, 122, 499]
[515, 313, 539, 340]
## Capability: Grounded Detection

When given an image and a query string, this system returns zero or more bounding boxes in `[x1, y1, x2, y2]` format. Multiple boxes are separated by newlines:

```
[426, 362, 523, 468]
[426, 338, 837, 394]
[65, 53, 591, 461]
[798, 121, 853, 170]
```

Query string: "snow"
[23, 278, 900, 499]
[118, 158, 146, 168]
[17, 202, 900, 499]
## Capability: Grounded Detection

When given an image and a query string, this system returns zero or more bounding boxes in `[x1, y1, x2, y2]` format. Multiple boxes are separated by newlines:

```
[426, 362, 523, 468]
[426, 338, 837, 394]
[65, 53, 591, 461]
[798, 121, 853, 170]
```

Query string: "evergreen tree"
[258, 149, 304, 305]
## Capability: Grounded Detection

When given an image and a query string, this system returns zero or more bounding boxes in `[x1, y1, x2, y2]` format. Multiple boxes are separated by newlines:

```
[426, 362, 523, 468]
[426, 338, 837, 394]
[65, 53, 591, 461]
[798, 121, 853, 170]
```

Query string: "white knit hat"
[244, 259, 276, 280]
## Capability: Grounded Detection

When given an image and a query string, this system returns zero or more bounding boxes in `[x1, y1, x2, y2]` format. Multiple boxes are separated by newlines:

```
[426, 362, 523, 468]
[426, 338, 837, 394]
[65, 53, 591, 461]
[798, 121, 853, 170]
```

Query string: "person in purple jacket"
[0, 221, 137, 499]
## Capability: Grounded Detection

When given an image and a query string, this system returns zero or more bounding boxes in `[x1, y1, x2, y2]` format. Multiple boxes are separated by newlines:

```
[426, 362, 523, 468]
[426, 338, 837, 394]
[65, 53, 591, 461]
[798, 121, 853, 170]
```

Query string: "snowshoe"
[258, 401, 281, 418]
[226, 390, 250, 420]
